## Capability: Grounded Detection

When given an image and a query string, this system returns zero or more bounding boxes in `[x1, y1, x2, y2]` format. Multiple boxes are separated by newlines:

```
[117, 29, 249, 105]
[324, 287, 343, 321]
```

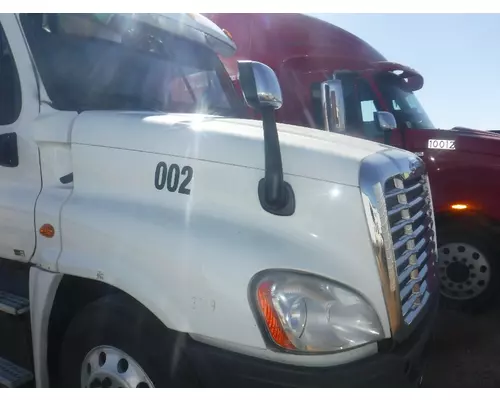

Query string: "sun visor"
[369, 61, 424, 91]
[130, 14, 236, 57]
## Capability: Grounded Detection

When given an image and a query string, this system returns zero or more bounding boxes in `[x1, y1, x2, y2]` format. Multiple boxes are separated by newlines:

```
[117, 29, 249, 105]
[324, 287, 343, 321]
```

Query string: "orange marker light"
[222, 29, 233, 40]
[451, 204, 468, 211]
[256, 281, 295, 350]
[40, 224, 55, 238]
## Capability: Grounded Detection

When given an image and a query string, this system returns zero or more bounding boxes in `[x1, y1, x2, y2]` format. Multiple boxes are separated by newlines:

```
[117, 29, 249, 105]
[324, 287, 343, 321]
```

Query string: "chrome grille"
[384, 171, 437, 325]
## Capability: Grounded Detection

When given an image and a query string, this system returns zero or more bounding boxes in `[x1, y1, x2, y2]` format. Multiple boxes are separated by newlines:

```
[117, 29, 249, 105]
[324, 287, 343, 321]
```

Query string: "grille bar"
[384, 171, 437, 325]
[390, 203, 431, 235]
[396, 231, 434, 272]
[385, 181, 424, 200]
[387, 196, 426, 218]
[393, 215, 432, 255]
[400, 265, 428, 301]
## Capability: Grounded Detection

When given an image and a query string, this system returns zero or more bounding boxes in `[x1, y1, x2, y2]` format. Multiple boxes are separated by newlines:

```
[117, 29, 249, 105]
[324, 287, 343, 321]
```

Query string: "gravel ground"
[423, 300, 500, 387]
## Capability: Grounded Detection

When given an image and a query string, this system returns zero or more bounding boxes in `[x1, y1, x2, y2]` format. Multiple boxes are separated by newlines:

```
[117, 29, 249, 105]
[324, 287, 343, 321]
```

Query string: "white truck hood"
[71, 112, 392, 187]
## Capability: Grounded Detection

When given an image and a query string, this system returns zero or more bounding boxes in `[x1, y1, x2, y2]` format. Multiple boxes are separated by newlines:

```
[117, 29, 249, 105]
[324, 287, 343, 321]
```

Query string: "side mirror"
[237, 61, 283, 111]
[237, 60, 294, 216]
[375, 111, 397, 131]
[375, 111, 397, 145]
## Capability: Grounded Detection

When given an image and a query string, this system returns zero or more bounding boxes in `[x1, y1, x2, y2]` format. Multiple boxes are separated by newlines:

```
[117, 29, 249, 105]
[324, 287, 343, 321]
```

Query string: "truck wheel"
[57, 293, 198, 388]
[436, 224, 499, 313]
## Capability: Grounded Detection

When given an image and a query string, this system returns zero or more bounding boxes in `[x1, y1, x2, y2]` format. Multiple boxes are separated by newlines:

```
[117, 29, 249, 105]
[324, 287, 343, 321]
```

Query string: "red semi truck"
[205, 13, 500, 312]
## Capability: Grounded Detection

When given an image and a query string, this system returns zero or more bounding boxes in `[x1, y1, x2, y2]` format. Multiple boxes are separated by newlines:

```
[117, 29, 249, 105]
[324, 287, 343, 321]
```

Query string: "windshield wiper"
[83, 92, 165, 112]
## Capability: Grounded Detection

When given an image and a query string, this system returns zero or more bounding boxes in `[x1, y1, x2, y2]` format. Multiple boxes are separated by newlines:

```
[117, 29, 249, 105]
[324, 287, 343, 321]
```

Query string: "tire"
[57, 293, 199, 388]
[436, 222, 500, 313]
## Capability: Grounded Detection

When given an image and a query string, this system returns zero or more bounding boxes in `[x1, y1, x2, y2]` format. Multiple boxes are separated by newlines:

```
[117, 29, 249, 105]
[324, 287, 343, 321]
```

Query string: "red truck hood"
[451, 126, 500, 137]
[429, 127, 500, 157]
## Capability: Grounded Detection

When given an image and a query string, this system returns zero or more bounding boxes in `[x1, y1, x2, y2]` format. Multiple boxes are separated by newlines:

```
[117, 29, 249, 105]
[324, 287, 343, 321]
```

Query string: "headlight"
[251, 270, 383, 353]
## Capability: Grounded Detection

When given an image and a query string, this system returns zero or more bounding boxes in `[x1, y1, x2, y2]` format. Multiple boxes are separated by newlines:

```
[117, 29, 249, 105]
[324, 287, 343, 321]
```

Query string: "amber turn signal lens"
[256, 281, 295, 350]
[451, 204, 468, 210]
[40, 224, 55, 238]
[222, 28, 233, 40]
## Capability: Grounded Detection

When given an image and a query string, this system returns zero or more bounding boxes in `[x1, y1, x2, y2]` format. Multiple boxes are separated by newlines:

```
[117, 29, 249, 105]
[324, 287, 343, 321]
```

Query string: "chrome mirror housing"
[237, 60, 283, 110]
[375, 111, 397, 131]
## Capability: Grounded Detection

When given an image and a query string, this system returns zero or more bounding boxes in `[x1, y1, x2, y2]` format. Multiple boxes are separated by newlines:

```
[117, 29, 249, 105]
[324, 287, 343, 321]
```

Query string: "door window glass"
[0, 23, 22, 126]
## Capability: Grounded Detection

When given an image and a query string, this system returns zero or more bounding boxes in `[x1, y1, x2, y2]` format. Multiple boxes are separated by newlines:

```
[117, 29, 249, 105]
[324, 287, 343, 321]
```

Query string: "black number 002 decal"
[154, 162, 193, 195]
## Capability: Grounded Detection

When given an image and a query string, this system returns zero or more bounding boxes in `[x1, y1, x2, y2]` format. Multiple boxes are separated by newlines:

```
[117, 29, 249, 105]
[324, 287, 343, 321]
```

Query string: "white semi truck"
[0, 13, 438, 388]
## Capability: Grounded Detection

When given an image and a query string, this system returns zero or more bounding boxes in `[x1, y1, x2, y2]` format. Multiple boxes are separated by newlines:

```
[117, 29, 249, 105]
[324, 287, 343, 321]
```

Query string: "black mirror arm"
[261, 107, 284, 205]
[258, 107, 295, 216]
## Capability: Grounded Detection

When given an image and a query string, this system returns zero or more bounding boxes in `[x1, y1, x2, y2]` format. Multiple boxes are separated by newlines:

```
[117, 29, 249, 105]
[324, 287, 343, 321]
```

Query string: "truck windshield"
[19, 14, 244, 117]
[376, 73, 434, 130]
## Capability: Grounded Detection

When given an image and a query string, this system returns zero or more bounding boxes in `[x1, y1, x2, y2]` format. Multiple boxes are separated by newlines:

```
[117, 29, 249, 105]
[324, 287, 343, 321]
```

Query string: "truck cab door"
[278, 64, 332, 129]
[0, 15, 42, 262]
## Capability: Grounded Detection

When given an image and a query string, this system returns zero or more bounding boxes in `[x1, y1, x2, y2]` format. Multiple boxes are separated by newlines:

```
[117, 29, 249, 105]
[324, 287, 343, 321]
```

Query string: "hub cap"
[438, 242, 491, 300]
[81, 345, 154, 388]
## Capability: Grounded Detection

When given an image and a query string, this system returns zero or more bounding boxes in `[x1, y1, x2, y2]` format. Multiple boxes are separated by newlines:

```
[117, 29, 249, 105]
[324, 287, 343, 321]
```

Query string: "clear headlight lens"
[252, 271, 383, 353]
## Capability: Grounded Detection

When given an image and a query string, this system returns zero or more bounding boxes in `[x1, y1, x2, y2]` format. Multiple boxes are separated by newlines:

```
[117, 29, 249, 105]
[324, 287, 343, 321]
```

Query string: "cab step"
[0, 291, 29, 315]
[0, 356, 33, 387]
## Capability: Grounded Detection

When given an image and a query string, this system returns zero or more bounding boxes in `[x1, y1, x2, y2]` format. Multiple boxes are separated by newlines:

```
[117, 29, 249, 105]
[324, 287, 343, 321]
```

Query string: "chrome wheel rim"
[438, 242, 491, 300]
[81, 345, 154, 388]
